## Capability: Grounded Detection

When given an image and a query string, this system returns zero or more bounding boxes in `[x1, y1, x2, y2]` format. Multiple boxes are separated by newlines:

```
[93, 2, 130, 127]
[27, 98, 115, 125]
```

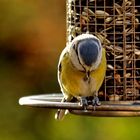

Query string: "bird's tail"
[55, 109, 67, 120]
[55, 96, 71, 120]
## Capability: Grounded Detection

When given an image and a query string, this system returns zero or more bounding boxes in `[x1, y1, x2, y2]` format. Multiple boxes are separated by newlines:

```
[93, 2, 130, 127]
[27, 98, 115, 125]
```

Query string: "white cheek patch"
[69, 46, 85, 71]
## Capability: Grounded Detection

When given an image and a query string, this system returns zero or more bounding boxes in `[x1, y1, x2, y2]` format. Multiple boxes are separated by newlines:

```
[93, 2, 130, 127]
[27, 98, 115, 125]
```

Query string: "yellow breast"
[59, 48, 106, 98]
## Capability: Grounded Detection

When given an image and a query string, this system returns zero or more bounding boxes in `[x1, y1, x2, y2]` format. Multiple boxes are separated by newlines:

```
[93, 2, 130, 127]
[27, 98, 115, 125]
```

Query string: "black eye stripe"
[72, 42, 86, 71]
[58, 63, 62, 72]
[72, 43, 76, 50]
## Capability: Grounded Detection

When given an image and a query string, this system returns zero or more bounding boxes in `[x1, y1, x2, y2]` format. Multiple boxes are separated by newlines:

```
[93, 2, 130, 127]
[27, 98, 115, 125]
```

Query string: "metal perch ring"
[19, 94, 140, 117]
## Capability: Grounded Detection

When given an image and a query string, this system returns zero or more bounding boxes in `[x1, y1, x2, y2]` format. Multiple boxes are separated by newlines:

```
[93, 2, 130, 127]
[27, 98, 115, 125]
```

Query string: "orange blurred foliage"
[0, 0, 66, 91]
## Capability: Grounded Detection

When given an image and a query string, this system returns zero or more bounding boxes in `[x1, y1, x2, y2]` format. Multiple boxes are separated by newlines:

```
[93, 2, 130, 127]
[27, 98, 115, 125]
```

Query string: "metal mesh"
[66, 0, 140, 101]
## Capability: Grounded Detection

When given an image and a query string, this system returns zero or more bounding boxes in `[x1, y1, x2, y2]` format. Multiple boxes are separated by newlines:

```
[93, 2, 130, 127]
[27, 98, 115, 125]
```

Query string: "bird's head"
[69, 34, 102, 72]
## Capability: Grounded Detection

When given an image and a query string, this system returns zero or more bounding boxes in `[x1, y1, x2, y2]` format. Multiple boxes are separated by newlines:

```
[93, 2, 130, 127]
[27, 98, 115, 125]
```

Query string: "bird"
[55, 33, 106, 120]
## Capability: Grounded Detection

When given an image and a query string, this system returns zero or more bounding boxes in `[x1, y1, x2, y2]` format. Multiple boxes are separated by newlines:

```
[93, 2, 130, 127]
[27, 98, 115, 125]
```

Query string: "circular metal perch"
[19, 93, 140, 117]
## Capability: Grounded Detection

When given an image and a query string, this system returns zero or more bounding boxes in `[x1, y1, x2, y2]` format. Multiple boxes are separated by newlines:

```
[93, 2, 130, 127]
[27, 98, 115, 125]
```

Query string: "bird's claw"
[92, 96, 101, 106]
[92, 96, 101, 111]
[80, 96, 101, 110]
[80, 97, 88, 110]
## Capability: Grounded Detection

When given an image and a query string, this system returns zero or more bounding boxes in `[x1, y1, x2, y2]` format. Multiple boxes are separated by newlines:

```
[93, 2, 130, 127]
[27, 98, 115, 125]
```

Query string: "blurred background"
[1, 0, 140, 140]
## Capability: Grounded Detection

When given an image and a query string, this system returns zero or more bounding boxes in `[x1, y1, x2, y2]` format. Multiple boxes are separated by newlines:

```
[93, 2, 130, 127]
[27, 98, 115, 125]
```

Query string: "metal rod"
[22, 102, 140, 111]
[19, 94, 140, 111]
[70, 110, 140, 117]
[19, 94, 63, 102]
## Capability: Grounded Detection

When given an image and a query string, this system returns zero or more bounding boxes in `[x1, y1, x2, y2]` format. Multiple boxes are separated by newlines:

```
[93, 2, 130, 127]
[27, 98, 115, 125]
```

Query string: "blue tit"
[55, 33, 106, 120]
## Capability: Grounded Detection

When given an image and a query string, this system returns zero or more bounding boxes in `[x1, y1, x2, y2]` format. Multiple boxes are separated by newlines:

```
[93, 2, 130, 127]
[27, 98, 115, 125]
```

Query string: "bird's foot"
[92, 96, 101, 110]
[92, 96, 101, 106]
[80, 97, 88, 110]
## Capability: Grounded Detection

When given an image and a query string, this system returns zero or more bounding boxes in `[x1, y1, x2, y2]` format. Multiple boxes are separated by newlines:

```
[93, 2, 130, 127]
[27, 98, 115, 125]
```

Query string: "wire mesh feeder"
[19, 0, 140, 117]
